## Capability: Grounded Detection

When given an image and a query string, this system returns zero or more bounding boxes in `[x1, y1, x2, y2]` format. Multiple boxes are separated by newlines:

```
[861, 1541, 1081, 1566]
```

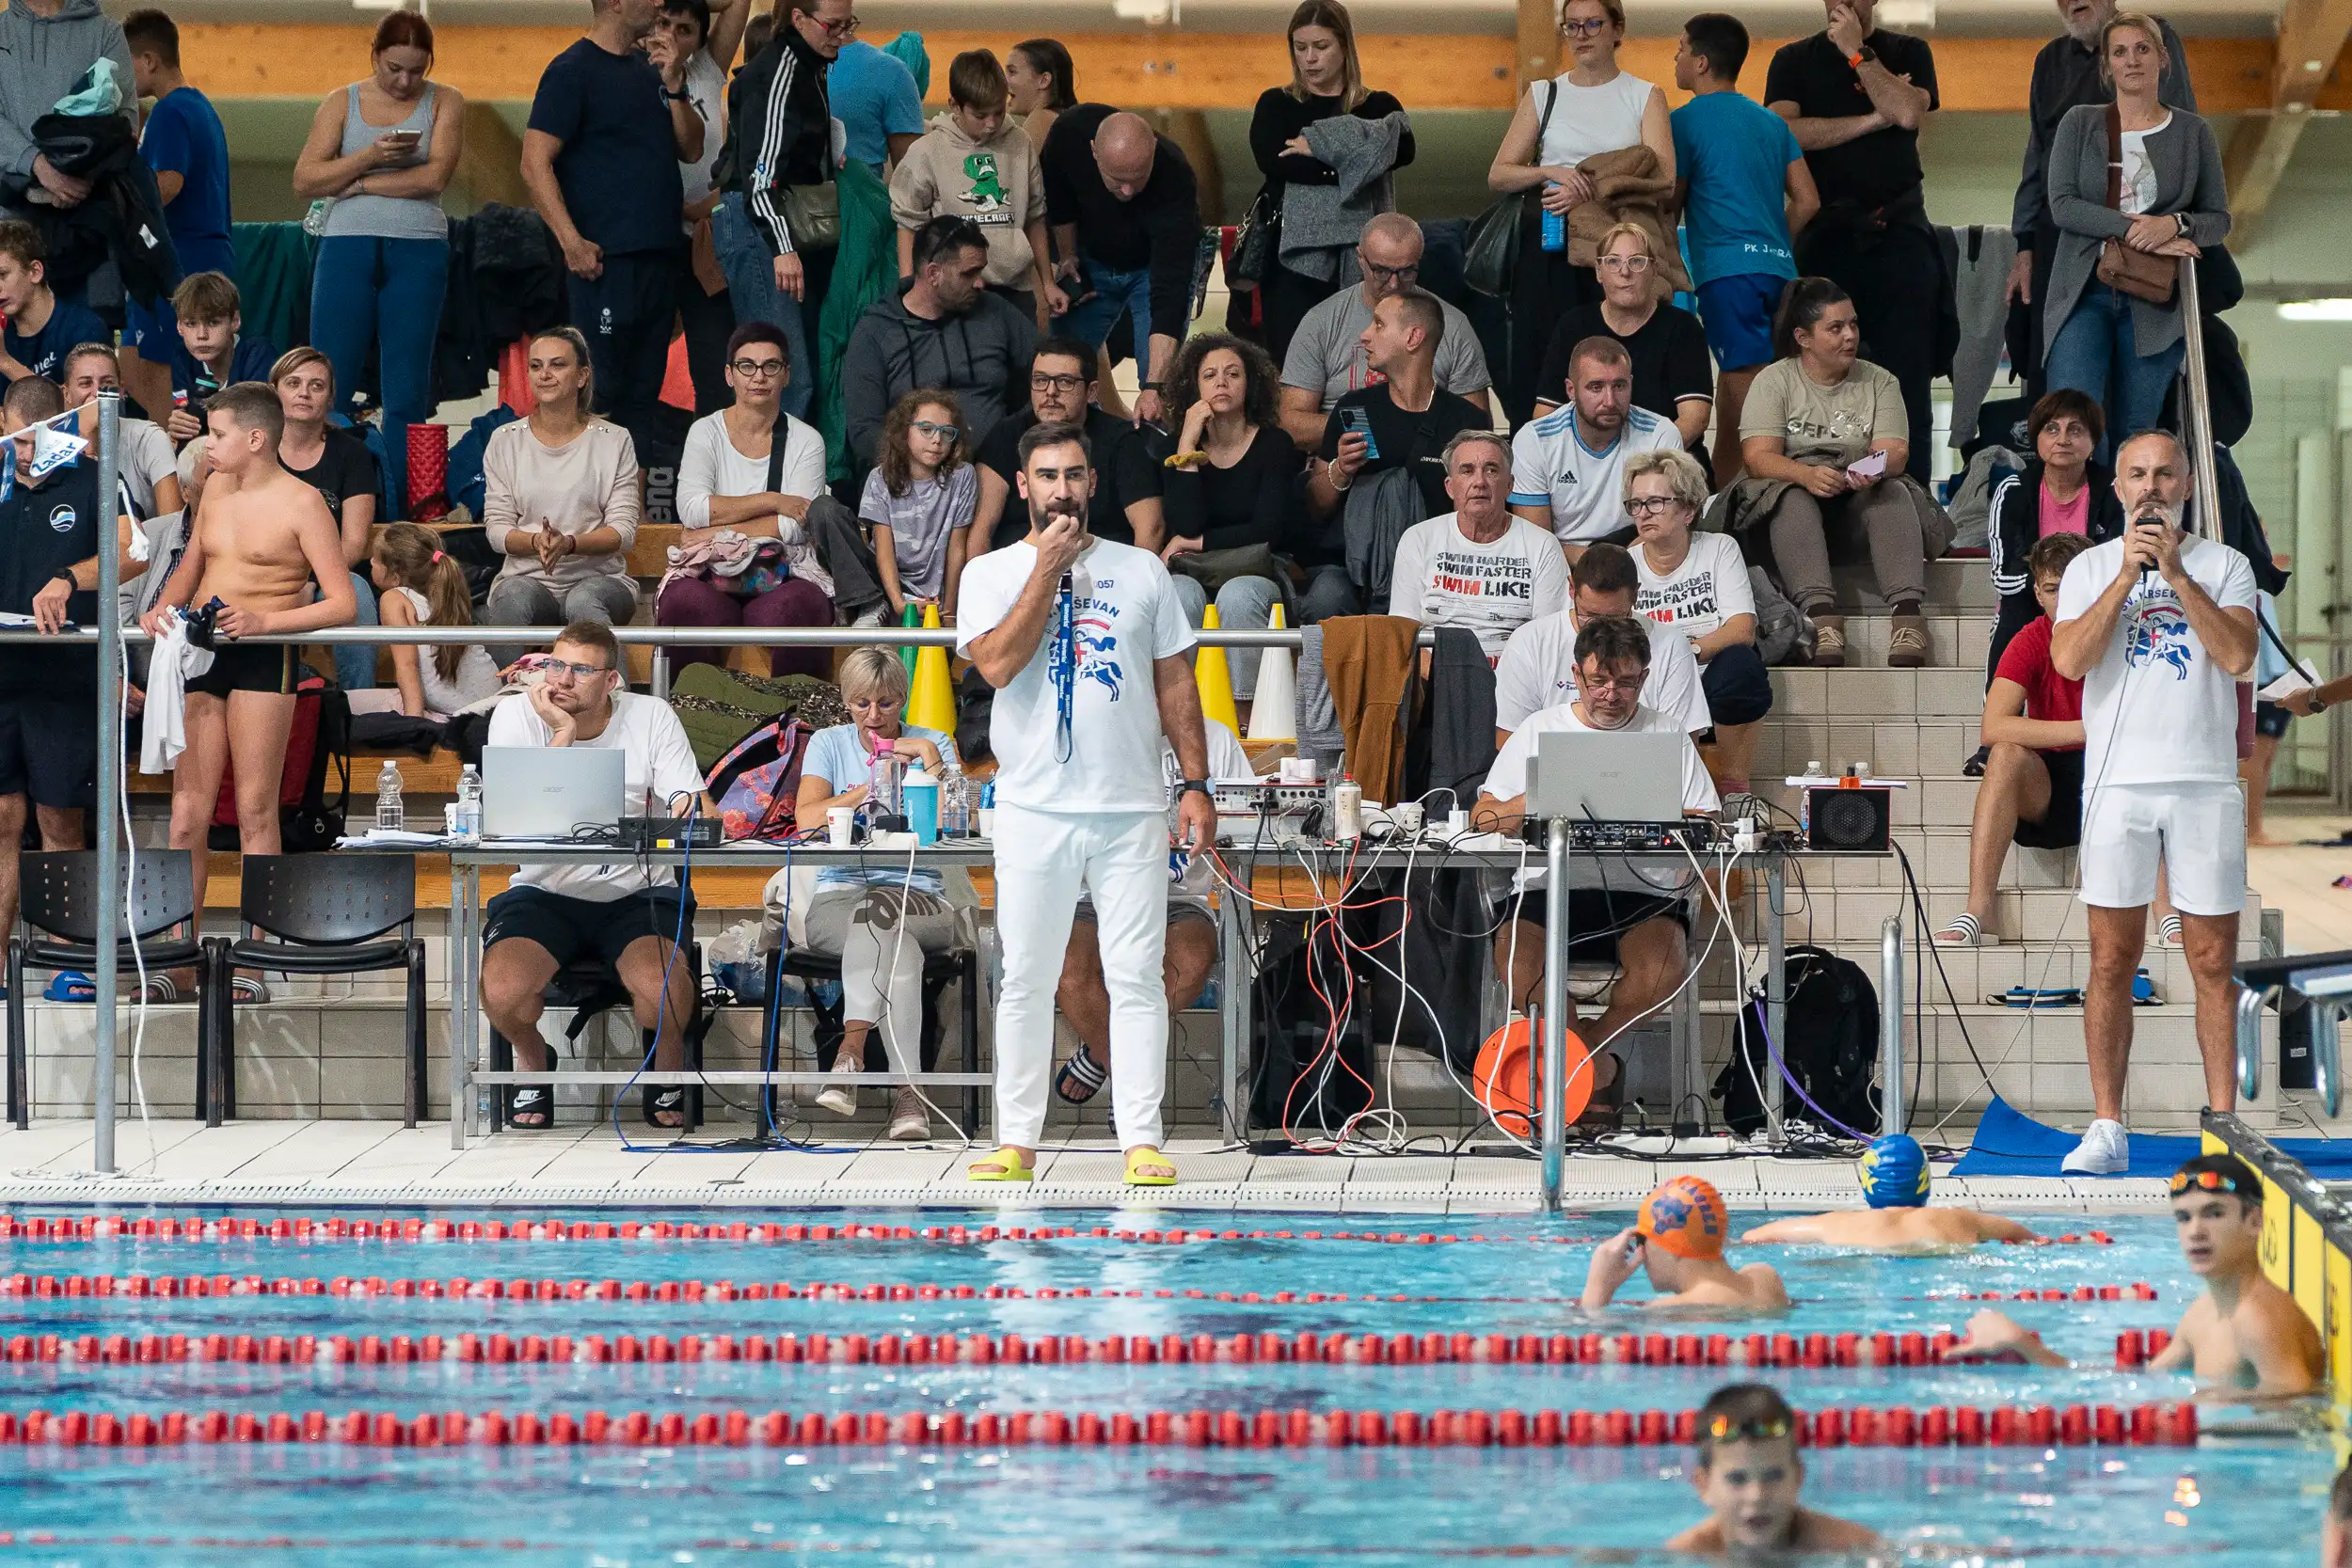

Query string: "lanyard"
[1051, 570, 1075, 764]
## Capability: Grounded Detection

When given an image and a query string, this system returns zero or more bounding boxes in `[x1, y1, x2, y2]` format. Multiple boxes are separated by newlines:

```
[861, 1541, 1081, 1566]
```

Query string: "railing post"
[650, 643, 670, 702]
[2178, 256, 2222, 545]
[1880, 913, 1904, 1136]
[91, 391, 120, 1173]
[1537, 816, 1569, 1214]
[2236, 983, 2268, 1104]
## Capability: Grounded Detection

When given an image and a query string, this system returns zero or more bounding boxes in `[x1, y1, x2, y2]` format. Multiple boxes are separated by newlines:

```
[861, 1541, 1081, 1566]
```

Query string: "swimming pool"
[0, 1206, 2328, 1565]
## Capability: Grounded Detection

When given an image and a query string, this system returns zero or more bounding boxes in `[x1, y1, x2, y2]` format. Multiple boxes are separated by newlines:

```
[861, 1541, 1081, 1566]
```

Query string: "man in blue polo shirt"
[828, 35, 923, 172]
[123, 8, 233, 427]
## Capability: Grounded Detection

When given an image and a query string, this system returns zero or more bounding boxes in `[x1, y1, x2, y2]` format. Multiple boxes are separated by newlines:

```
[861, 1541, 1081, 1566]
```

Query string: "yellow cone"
[1247, 602, 1295, 742]
[907, 603, 958, 736]
[1195, 604, 1241, 735]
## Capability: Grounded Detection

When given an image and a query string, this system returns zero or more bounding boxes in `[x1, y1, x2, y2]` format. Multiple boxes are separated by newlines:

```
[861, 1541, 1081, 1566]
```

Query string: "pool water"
[0, 1206, 2330, 1565]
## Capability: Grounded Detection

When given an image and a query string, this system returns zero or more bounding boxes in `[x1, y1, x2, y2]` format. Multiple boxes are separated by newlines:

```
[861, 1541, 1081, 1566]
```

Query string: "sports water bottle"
[454, 764, 483, 842]
[867, 745, 903, 818]
[901, 764, 940, 845]
[374, 760, 405, 832]
[1540, 184, 1566, 252]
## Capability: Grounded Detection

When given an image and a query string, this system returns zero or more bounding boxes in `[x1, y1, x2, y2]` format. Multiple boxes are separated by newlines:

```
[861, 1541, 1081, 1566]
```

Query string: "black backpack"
[1713, 945, 1881, 1137]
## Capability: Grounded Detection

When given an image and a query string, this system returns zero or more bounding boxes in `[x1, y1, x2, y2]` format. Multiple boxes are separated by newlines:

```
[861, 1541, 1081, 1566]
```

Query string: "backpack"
[1713, 944, 1881, 1137]
[706, 718, 814, 841]
[208, 673, 353, 851]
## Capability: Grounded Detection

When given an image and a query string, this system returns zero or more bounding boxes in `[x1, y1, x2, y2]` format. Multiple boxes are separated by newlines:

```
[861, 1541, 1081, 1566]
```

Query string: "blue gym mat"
[1950, 1095, 2352, 1178]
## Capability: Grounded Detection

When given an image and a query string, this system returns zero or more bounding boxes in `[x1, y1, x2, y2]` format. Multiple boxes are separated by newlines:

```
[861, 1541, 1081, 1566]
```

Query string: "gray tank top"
[322, 82, 448, 242]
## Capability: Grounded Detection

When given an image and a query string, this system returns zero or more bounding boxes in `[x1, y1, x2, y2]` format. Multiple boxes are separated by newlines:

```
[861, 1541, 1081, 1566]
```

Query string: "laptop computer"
[1526, 728, 1686, 824]
[480, 746, 627, 839]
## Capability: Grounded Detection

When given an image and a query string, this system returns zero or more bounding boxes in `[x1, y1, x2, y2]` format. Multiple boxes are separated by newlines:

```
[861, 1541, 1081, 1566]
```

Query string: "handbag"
[1230, 186, 1279, 290]
[1168, 543, 1281, 595]
[782, 181, 839, 253]
[2094, 103, 2176, 306]
[1462, 82, 1557, 298]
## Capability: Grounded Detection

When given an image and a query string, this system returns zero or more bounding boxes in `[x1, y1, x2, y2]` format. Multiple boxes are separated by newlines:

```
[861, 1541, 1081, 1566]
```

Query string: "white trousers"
[803, 884, 960, 1074]
[992, 803, 1169, 1149]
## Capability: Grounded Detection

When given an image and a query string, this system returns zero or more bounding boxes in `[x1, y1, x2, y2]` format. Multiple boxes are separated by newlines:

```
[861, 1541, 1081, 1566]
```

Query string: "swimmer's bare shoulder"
[2233, 1274, 2325, 1394]
[1666, 1511, 1883, 1554]
[197, 471, 340, 611]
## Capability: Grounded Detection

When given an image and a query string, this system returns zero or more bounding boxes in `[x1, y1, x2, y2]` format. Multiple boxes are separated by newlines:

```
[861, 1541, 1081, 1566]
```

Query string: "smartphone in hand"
[1337, 404, 1379, 461]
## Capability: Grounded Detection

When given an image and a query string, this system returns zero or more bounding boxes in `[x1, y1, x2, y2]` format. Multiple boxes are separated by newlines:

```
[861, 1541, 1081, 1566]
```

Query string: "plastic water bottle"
[867, 747, 903, 818]
[941, 760, 969, 837]
[454, 764, 483, 842]
[901, 764, 940, 845]
[374, 760, 405, 832]
[1540, 185, 1565, 252]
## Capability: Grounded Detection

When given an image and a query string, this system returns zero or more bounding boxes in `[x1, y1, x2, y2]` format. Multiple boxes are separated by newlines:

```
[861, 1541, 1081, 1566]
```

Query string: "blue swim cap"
[1860, 1134, 1931, 1209]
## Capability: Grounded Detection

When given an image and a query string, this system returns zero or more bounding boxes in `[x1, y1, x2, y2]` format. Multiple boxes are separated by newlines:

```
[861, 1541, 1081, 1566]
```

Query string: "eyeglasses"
[1625, 496, 1683, 518]
[1577, 671, 1648, 696]
[1706, 1414, 1793, 1442]
[808, 11, 860, 35]
[1031, 372, 1089, 393]
[2170, 1169, 2252, 1197]
[1361, 260, 1420, 284]
[1562, 17, 1612, 36]
[730, 357, 787, 379]
[911, 420, 961, 442]
[541, 657, 612, 682]
[1597, 255, 1654, 274]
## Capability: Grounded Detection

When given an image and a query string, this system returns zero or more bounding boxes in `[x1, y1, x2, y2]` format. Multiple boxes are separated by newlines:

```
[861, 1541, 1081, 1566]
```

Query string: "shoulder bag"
[1230, 185, 1280, 291]
[1462, 82, 1558, 299]
[782, 181, 840, 253]
[2094, 103, 2176, 306]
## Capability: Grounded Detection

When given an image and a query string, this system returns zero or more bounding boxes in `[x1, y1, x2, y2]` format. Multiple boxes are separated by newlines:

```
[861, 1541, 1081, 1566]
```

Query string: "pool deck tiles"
[0, 1119, 2176, 1213]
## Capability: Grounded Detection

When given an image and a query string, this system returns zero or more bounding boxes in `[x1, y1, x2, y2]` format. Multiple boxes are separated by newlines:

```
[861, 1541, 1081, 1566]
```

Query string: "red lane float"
[0, 1215, 2121, 1249]
[0, 1400, 2196, 1448]
[0, 1326, 2187, 1371]
[0, 1273, 2163, 1308]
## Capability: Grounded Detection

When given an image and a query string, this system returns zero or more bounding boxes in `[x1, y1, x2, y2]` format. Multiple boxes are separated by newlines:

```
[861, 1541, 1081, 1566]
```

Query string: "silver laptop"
[480, 746, 627, 838]
[1526, 729, 1686, 824]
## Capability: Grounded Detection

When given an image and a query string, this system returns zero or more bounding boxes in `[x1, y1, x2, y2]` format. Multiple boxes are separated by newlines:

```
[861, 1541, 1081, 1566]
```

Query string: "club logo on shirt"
[46, 503, 74, 533]
[1637, 578, 1717, 626]
[1074, 605, 1125, 700]
[2124, 595, 2194, 679]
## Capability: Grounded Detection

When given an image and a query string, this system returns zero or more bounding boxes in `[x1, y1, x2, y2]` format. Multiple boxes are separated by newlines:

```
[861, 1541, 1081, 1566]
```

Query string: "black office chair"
[204, 855, 427, 1130]
[763, 944, 982, 1136]
[486, 946, 708, 1132]
[7, 850, 212, 1130]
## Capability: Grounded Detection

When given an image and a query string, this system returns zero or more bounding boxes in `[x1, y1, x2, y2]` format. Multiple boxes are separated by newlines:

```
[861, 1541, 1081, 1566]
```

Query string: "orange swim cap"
[1636, 1176, 1728, 1260]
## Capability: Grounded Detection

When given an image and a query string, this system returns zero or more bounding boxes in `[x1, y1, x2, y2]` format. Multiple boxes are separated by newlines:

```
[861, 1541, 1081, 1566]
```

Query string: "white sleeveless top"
[1535, 71, 1655, 168]
[393, 586, 501, 717]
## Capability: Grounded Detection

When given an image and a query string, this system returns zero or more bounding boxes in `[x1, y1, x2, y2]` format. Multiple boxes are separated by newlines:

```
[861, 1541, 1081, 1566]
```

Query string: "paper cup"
[977, 808, 994, 839]
[827, 807, 854, 847]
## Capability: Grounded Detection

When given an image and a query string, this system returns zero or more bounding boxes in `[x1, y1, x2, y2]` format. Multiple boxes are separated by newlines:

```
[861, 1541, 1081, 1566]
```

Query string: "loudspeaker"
[1804, 786, 1893, 852]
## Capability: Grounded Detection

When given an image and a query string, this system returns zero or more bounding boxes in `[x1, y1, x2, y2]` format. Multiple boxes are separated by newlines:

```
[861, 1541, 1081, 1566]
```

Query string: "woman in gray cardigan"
[2042, 11, 2228, 455]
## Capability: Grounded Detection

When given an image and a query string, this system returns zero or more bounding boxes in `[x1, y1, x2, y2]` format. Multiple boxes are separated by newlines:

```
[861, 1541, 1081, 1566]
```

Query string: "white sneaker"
[887, 1086, 931, 1142]
[2060, 1117, 2130, 1175]
[814, 1083, 858, 1118]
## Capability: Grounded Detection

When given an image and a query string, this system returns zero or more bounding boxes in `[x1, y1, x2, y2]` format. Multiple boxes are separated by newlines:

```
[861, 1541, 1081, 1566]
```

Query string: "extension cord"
[1599, 1132, 1741, 1156]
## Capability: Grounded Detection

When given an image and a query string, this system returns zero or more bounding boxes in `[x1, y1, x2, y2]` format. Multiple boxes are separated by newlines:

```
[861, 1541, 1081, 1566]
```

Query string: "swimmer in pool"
[1666, 1383, 1883, 1557]
[1941, 1151, 2322, 1398]
[2322, 1463, 2352, 1567]
[1583, 1176, 1790, 1312]
[1739, 1134, 2042, 1250]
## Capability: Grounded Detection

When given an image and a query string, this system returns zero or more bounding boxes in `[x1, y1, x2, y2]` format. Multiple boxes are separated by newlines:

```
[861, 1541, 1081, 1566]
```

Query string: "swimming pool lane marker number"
[0, 1216, 2122, 1248]
[0, 1402, 2203, 1449]
[0, 1273, 2164, 1308]
[0, 1326, 2181, 1372]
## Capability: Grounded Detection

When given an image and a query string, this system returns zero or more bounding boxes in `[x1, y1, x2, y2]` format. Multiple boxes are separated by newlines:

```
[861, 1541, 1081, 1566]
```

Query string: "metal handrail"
[1881, 914, 1906, 1135]
[0, 626, 1359, 648]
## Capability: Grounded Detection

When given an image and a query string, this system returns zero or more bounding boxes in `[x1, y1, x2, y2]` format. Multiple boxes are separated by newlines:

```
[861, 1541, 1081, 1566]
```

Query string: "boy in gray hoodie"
[888, 49, 1061, 332]
[0, 0, 135, 211]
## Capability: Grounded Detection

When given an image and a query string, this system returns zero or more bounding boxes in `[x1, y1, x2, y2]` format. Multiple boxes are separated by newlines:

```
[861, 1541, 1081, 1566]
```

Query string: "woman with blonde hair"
[1247, 0, 1415, 365]
[1533, 221, 1712, 452]
[789, 645, 968, 1141]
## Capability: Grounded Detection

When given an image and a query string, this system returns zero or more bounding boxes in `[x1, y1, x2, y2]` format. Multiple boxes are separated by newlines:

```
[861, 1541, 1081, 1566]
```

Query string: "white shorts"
[2077, 781, 2246, 916]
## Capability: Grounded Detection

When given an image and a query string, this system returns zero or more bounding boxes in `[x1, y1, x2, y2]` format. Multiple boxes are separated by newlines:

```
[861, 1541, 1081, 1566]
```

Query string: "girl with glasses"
[859, 390, 978, 623]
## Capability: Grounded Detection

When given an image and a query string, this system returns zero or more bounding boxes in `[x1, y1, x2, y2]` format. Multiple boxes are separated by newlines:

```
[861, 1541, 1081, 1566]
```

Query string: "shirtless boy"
[1740, 1133, 2042, 1251]
[1667, 1384, 1883, 1557]
[1944, 1152, 2323, 1398]
[142, 382, 353, 863]
[1584, 1177, 1790, 1312]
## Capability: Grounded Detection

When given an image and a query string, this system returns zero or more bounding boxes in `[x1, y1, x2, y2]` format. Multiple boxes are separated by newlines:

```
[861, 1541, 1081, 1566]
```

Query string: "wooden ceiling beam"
[2222, 0, 2352, 238]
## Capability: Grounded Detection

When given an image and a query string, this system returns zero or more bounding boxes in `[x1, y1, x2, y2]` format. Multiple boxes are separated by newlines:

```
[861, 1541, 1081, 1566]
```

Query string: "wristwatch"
[664, 86, 691, 102]
[1178, 779, 1212, 799]
[1848, 44, 1875, 67]
[48, 570, 74, 594]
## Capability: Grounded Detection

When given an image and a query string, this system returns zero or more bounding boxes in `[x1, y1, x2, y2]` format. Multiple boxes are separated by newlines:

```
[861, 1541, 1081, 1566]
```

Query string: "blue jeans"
[310, 234, 451, 496]
[1058, 255, 1152, 368]
[712, 192, 812, 421]
[315, 570, 379, 692]
[2045, 281, 2185, 461]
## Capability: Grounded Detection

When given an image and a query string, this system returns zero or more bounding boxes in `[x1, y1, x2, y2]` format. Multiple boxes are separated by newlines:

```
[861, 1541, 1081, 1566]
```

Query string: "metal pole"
[1765, 860, 1786, 1142]
[1880, 914, 1905, 1135]
[650, 643, 670, 702]
[1537, 816, 1569, 1213]
[2178, 257, 2221, 545]
[91, 392, 120, 1172]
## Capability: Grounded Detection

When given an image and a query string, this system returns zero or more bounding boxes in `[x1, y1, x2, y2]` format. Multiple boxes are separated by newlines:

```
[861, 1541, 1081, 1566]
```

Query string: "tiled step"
[1830, 557, 1995, 612]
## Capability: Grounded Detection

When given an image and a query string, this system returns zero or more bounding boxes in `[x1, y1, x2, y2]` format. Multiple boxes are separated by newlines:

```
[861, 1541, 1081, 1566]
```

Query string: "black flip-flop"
[1055, 1047, 1108, 1106]
[506, 1085, 553, 1130]
[644, 1085, 687, 1128]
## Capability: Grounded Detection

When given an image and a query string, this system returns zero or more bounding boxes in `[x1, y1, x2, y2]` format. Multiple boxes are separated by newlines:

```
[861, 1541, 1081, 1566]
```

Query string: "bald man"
[1278, 211, 1494, 451]
[1040, 103, 1200, 428]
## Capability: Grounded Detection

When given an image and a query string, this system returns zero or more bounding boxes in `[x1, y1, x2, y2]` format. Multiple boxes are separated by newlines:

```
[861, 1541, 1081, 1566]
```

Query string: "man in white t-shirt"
[1054, 719, 1255, 1126]
[1275, 213, 1494, 450]
[1507, 337, 1681, 557]
[1627, 447, 1773, 797]
[2049, 430, 2259, 1176]
[1476, 615, 1719, 1118]
[1389, 431, 1570, 659]
[957, 420, 1216, 1187]
[1493, 542, 1708, 743]
[479, 621, 713, 1132]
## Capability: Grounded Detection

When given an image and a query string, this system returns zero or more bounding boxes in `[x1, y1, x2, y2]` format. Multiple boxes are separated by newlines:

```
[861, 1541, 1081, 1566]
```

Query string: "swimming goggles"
[1706, 1414, 1793, 1442]
[2169, 1169, 2252, 1196]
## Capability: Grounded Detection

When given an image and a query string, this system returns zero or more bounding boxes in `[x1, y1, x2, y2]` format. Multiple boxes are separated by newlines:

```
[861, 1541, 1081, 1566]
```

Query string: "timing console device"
[616, 816, 723, 851]
[1521, 816, 1724, 853]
